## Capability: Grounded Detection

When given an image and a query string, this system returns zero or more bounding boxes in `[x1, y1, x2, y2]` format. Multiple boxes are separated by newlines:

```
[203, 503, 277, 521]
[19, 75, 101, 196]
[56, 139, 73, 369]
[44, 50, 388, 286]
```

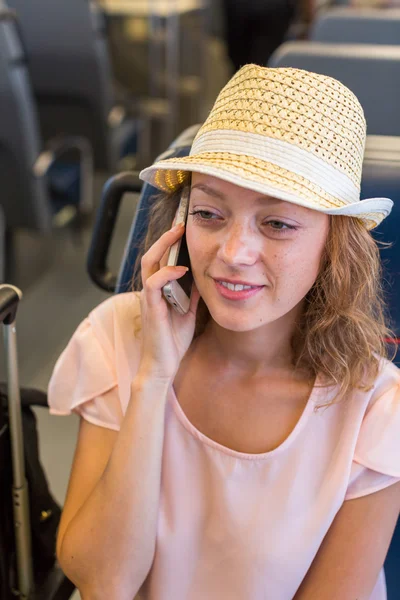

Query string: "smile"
[219, 281, 259, 291]
[214, 279, 264, 301]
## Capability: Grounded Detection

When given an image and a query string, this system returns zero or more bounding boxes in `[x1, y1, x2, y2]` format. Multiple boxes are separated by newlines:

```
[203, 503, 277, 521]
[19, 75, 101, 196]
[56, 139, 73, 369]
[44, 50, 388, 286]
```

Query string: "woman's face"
[186, 173, 330, 333]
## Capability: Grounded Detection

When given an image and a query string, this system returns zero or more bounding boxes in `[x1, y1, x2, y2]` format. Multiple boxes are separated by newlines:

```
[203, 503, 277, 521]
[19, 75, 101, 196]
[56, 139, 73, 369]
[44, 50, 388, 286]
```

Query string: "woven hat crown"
[194, 64, 367, 190]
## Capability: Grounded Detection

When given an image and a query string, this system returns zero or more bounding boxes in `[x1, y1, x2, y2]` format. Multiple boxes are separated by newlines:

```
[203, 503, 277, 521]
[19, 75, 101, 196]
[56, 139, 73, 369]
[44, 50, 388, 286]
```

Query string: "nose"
[216, 222, 259, 267]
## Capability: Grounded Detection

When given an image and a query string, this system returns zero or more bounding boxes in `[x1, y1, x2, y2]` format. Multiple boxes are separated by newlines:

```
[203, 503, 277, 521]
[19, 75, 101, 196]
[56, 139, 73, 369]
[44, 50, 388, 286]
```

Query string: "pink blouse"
[48, 292, 400, 600]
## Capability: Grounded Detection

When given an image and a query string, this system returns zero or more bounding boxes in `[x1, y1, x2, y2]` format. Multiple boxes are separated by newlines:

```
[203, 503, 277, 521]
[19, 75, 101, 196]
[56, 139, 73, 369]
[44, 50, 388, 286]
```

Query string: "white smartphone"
[162, 187, 193, 315]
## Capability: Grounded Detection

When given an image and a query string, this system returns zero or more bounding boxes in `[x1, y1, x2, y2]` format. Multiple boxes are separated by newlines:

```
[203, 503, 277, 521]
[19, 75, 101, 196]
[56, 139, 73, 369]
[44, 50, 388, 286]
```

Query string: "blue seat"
[0, 7, 49, 232]
[363, 137, 400, 341]
[87, 124, 201, 293]
[7, 0, 137, 172]
[269, 41, 400, 137]
[0, 7, 94, 279]
[310, 7, 400, 45]
[88, 126, 400, 598]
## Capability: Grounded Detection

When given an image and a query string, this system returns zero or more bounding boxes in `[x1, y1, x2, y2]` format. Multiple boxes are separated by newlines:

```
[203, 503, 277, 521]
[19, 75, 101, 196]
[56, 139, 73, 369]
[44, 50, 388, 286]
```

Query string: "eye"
[264, 220, 296, 232]
[189, 209, 220, 222]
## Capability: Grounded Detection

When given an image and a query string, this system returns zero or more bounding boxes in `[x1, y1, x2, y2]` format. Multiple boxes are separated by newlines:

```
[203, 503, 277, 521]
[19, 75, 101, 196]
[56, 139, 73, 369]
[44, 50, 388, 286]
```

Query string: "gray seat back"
[0, 9, 50, 230]
[269, 41, 400, 136]
[311, 7, 400, 44]
[8, 0, 117, 170]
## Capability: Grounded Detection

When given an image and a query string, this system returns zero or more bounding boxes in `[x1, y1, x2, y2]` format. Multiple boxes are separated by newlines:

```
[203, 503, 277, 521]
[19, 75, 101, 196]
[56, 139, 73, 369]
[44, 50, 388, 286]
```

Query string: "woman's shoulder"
[89, 291, 141, 321]
[48, 292, 143, 420]
[87, 291, 142, 335]
[345, 356, 400, 487]
[81, 292, 143, 365]
[371, 356, 400, 401]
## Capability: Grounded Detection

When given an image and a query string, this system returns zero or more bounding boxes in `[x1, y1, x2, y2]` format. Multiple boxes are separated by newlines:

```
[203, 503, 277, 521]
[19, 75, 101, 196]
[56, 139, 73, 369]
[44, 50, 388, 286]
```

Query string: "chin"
[205, 303, 272, 333]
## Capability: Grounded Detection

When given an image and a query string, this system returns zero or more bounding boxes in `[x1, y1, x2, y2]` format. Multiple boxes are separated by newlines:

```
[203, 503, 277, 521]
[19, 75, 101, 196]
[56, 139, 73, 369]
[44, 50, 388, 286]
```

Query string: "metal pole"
[79, 138, 94, 216]
[0, 205, 5, 283]
[4, 321, 34, 599]
[198, 0, 210, 122]
[166, 0, 180, 143]
[148, 0, 163, 99]
[138, 0, 167, 164]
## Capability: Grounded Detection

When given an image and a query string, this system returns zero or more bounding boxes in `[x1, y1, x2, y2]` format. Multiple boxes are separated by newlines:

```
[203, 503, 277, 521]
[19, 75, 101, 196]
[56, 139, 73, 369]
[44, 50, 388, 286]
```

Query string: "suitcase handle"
[0, 284, 22, 325]
[0, 284, 34, 596]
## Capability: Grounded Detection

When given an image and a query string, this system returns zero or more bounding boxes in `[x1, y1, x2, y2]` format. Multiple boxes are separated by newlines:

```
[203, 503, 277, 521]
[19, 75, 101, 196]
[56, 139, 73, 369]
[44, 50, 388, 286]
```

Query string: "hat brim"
[139, 153, 393, 230]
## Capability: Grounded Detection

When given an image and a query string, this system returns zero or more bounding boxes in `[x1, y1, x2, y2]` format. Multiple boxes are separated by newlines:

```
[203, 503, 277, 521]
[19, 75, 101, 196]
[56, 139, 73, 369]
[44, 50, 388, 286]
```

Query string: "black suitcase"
[0, 284, 75, 600]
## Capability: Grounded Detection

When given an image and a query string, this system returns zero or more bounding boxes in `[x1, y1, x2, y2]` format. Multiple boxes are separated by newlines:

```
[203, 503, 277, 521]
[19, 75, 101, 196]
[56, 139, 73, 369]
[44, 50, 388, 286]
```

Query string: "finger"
[144, 265, 189, 308]
[141, 223, 185, 283]
[159, 246, 169, 270]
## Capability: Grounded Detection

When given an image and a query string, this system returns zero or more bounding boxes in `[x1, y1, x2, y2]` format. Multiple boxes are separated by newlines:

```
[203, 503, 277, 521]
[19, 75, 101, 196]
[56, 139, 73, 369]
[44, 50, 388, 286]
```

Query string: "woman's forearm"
[58, 375, 170, 599]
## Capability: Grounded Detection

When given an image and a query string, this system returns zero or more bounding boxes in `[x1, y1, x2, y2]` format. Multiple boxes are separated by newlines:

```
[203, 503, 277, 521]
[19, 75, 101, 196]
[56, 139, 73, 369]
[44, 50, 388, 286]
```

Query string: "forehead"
[190, 173, 319, 219]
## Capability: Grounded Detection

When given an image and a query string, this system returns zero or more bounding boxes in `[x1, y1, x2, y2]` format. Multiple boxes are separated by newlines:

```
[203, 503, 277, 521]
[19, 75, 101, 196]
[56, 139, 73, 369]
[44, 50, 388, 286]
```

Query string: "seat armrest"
[33, 136, 94, 218]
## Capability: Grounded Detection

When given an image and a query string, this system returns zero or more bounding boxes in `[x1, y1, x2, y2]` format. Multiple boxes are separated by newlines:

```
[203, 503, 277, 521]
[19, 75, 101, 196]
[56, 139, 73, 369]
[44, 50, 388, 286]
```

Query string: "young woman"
[48, 65, 400, 600]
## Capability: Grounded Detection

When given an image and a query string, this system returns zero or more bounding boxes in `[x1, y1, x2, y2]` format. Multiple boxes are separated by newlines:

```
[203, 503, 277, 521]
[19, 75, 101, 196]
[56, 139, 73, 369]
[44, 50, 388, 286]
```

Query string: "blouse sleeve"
[345, 372, 400, 501]
[48, 293, 142, 431]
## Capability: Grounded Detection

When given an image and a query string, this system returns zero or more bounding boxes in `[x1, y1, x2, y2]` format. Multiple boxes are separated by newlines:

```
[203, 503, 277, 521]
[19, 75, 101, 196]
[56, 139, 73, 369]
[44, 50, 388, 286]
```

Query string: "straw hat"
[139, 64, 393, 230]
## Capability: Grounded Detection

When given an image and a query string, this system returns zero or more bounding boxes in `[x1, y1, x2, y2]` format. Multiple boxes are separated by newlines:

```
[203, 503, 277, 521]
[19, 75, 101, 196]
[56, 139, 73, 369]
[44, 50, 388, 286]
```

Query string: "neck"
[200, 308, 303, 378]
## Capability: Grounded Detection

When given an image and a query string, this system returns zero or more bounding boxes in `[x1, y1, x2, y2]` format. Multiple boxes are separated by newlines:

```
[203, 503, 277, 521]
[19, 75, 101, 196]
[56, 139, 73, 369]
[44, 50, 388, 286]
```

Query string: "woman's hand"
[138, 222, 200, 382]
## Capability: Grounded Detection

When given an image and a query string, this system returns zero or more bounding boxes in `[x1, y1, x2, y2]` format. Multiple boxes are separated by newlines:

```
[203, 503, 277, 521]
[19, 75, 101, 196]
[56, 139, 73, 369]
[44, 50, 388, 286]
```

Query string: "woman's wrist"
[133, 366, 173, 395]
[136, 352, 178, 382]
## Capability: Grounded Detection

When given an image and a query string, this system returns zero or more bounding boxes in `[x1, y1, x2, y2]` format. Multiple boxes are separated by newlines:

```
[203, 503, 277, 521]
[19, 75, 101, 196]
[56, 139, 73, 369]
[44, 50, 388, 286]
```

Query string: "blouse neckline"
[170, 377, 322, 461]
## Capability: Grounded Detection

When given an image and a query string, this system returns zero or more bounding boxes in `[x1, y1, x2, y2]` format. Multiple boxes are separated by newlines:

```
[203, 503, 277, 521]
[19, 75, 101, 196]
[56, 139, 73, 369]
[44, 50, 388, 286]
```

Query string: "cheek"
[272, 241, 324, 300]
[186, 227, 210, 275]
[186, 228, 204, 286]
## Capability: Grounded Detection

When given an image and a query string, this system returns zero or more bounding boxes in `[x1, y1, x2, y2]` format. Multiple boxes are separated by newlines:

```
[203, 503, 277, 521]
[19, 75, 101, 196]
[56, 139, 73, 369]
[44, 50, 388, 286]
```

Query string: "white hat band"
[191, 130, 359, 206]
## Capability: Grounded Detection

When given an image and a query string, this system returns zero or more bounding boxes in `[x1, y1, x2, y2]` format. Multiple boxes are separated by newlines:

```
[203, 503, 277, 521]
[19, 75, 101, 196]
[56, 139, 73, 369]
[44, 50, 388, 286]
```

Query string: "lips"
[213, 278, 264, 288]
[219, 281, 259, 291]
[213, 278, 264, 301]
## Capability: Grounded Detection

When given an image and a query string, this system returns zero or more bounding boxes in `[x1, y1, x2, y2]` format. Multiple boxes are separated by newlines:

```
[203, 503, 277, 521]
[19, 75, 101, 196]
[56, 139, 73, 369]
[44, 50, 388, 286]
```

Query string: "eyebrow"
[190, 183, 284, 205]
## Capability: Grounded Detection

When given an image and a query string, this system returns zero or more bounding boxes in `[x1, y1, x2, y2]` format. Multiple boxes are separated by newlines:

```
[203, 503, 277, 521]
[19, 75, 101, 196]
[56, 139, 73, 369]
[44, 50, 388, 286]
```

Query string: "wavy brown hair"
[132, 184, 397, 408]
